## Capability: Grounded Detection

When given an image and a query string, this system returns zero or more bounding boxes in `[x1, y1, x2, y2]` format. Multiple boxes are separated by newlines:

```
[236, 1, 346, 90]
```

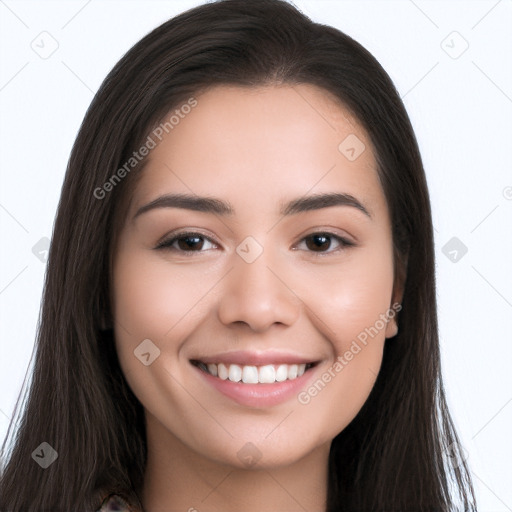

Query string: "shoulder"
[96, 493, 143, 512]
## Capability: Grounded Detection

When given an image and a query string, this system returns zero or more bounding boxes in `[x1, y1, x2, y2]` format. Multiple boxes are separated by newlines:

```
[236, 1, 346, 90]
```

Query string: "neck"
[141, 413, 329, 512]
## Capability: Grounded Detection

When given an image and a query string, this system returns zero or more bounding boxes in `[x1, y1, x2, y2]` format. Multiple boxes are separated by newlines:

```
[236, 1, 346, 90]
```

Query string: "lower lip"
[192, 364, 318, 408]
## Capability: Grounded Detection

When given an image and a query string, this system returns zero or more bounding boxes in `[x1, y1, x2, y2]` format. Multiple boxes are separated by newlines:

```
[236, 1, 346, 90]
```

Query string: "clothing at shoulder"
[97, 493, 143, 512]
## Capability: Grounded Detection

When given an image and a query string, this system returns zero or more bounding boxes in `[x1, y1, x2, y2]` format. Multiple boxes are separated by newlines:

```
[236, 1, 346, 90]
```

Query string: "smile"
[189, 350, 322, 407]
[191, 361, 316, 383]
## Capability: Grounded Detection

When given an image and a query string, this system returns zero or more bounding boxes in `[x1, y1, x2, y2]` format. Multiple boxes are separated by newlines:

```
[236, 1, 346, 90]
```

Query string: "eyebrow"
[133, 192, 372, 220]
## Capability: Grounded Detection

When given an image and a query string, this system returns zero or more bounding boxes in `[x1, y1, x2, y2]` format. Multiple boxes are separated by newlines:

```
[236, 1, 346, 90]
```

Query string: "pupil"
[178, 236, 203, 250]
[307, 234, 330, 251]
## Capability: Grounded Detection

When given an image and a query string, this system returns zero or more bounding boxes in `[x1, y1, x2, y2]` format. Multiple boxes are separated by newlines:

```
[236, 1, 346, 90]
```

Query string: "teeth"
[242, 365, 259, 383]
[228, 364, 242, 382]
[198, 362, 309, 383]
[259, 365, 275, 383]
[275, 364, 288, 382]
[218, 363, 229, 380]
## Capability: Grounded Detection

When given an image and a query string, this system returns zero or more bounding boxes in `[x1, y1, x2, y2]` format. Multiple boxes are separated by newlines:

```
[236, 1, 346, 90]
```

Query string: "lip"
[190, 351, 321, 408]
[190, 349, 318, 366]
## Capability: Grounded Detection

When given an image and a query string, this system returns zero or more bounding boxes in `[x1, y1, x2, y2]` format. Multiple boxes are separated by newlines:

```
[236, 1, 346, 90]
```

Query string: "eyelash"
[155, 230, 355, 256]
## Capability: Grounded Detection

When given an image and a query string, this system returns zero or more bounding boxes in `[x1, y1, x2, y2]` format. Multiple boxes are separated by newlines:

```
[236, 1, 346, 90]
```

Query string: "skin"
[112, 84, 403, 512]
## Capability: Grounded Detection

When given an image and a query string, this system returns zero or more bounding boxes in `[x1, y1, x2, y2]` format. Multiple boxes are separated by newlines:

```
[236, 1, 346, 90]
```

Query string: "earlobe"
[385, 318, 398, 339]
[387, 255, 406, 339]
[385, 290, 402, 339]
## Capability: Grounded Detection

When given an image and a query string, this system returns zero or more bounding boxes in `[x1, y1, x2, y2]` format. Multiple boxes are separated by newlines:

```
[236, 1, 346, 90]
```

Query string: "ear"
[385, 312, 399, 339]
[384, 290, 402, 339]
[385, 253, 407, 339]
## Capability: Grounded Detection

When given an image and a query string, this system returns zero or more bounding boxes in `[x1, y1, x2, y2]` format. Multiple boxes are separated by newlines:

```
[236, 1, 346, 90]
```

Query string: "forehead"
[129, 84, 385, 219]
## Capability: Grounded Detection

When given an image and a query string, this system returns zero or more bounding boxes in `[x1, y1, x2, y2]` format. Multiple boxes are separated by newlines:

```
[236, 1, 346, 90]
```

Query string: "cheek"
[110, 249, 214, 432]
[111, 248, 198, 395]
[111, 247, 231, 408]
[112, 249, 215, 344]
[296, 243, 395, 349]
[289, 246, 394, 432]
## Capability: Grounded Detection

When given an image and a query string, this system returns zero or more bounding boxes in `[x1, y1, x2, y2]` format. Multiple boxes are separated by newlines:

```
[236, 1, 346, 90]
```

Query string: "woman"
[0, 0, 476, 510]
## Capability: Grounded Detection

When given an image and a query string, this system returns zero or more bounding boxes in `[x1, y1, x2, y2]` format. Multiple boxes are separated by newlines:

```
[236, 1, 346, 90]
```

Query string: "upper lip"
[190, 350, 319, 366]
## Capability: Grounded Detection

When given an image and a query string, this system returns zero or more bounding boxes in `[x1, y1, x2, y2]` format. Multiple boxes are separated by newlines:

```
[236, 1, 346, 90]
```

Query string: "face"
[112, 84, 401, 470]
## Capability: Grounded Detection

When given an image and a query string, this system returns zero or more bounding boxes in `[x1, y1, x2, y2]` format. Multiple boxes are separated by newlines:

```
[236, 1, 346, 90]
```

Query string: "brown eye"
[298, 232, 354, 254]
[305, 233, 331, 251]
[156, 232, 217, 253]
[176, 235, 204, 251]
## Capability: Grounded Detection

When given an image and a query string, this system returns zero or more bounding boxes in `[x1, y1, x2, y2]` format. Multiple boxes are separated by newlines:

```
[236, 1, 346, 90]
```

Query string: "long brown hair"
[0, 1, 476, 510]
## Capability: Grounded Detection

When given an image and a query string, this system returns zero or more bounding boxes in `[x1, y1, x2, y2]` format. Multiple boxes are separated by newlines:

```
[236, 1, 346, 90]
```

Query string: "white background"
[1, 1, 511, 510]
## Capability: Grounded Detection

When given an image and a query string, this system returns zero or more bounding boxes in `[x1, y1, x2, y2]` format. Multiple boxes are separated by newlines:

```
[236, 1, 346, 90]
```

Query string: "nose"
[217, 249, 300, 333]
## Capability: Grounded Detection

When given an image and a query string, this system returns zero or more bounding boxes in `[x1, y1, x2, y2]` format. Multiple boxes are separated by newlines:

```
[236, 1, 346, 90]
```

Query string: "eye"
[155, 230, 355, 255]
[155, 231, 218, 253]
[295, 232, 355, 254]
